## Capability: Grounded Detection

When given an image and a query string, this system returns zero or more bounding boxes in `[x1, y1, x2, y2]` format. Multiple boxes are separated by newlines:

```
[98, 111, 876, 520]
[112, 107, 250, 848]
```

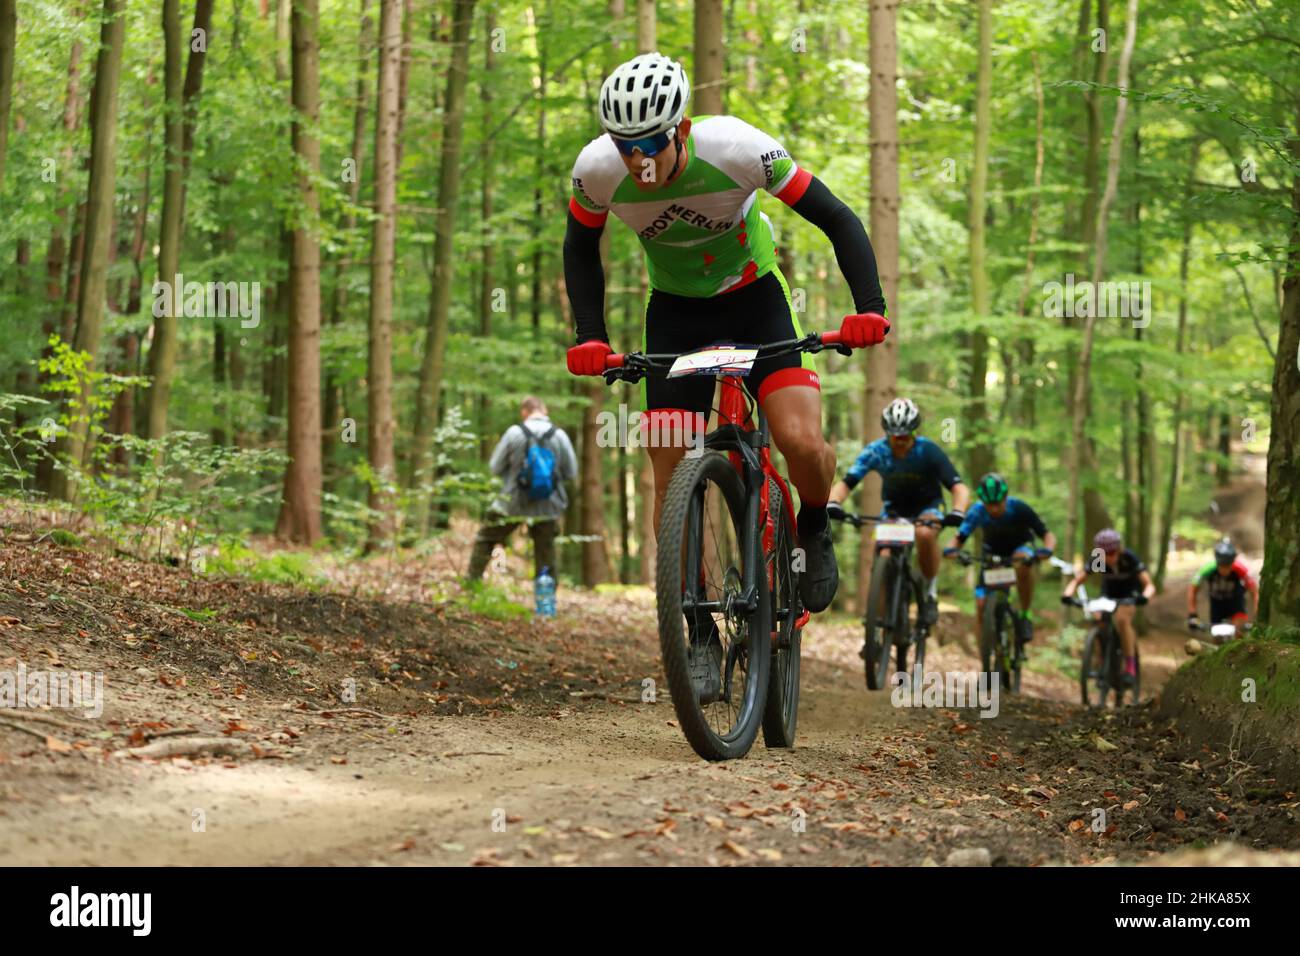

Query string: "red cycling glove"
[567, 340, 613, 376]
[838, 312, 890, 348]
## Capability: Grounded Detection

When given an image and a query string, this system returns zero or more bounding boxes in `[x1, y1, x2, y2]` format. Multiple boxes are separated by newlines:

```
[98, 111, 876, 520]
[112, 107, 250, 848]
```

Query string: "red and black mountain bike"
[602, 332, 852, 760]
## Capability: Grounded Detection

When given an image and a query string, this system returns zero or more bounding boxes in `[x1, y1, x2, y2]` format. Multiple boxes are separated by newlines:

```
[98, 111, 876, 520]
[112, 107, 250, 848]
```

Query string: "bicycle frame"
[707, 376, 811, 634]
[850, 513, 941, 639]
[602, 332, 847, 636]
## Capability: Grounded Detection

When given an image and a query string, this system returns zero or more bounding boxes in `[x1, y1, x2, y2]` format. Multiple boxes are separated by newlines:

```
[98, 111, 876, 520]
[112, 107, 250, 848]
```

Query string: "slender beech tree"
[858, 0, 900, 610]
[409, 0, 476, 526]
[1257, 107, 1300, 631]
[276, 0, 324, 544]
[51, 0, 126, 501]
[1067, 0, 1137, 564]
[0, 0, 15, 185]
[635, 0, 657, 585]
[143, 0, 212, 442]
[365, 0, 403, 549]
[966, 0, 994, 483]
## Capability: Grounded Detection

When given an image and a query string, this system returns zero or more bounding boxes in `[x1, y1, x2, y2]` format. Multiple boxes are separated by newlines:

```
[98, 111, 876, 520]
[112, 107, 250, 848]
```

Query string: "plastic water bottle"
[535, 567, 557, 618]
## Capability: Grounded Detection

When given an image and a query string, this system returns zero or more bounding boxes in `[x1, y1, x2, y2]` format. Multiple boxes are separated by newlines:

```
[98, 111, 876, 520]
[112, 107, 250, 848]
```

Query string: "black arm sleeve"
[562, 211, 608, 344]
[789, 175, 887, 316]
[1023, 503, 1049, 539]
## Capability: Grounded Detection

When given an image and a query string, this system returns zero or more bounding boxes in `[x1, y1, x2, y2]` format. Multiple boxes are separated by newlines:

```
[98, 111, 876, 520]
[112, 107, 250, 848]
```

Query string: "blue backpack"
[515, 423, 560, 501]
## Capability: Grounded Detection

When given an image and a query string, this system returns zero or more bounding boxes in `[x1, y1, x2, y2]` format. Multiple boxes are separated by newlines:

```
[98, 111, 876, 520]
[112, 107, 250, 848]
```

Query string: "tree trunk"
[1062, 0, 1111, 556]
[141, 0, 185, 444]
[476, 3, 495, 462]
[0, 0, 15, 185]
[1014, 53, 1045, 490]
[324, 0, 373, 471]
[1257, 106, 1300, 631]
[966, 0, 994, 483]
[1154, 142, 1200, 588]
[108, 150, 151, 468]
[692, 0, 724, 115]
[51, 0, 126, 502]
[1215, 411, 1232, 487]
[859, 0, 900, 605]
[529, 1, 548, 335]
[410, 0, 476, 516]
[365, 0, 404, 549]
[142, 0, 212, 442]
[37, 20, 84, 482]
[275, 0, 324, 545]
[1065, 0, 1133, 564]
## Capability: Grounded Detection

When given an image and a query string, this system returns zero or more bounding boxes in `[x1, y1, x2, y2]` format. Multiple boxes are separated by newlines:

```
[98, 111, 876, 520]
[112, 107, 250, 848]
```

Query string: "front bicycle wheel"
[1118, 645, 1141, 706]
[1080, 626, 1109, 708]
[762, 479, 801, 748]
[657, 451, 770, 761]
[863, 554, 898, 690]
[981, 594, 1013, 690]
[896, 569, 925, 694]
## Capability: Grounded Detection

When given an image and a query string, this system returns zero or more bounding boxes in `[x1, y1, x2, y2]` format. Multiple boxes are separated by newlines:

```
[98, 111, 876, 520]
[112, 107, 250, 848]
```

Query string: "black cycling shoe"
[798, 526, 839, 613]
[920, 594, 939, 627]
[1016, 613, 1034, 644]
[686, 610, 724, 705]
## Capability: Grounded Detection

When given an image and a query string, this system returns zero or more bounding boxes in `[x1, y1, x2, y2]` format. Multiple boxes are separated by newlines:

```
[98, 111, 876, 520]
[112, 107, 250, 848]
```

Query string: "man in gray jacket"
[465, 396, 579, 583]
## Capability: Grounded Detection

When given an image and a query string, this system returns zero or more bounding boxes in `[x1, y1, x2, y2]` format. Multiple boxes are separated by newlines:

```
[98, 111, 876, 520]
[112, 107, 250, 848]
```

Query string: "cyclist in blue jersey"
[826, 398, 969, 624]
[944, 473, 1057, 649]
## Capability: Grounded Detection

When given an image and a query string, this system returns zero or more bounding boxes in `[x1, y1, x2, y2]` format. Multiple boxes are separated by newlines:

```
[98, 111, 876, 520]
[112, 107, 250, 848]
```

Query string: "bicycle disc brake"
[719, 566, 745, 701]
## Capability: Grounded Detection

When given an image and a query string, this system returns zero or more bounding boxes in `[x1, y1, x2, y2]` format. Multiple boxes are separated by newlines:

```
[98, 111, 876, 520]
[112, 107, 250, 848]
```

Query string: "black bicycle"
[947, 547, 1048, 694]
[1061, 586, 1144, 708]
[832, 511, 940, 692]
[602, 330, 851, 760]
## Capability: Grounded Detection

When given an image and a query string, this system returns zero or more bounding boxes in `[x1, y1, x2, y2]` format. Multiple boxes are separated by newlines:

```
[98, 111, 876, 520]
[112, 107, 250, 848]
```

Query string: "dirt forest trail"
[1, 454, 1296, 866]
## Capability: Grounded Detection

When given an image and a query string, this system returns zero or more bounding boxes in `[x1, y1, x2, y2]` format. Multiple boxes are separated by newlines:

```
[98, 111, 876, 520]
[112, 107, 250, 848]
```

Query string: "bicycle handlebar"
[831, 511, 944, 531]
[602, 331, 850, 384]
[1061, 594, 1146, 609]
[945, 547, 1051, 568]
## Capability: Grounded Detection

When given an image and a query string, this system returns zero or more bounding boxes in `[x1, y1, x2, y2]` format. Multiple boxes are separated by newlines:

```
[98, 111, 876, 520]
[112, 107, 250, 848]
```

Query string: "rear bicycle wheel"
[656, 451, 770, 761]
[863, 554, 898, 690]
[762, 479, 801, 748]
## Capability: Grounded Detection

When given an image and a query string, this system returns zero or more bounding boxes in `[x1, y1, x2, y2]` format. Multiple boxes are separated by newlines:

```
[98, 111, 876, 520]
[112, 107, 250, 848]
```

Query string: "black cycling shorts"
[641, 270, 818, 424]
[1210, 597, 1247, 623]
[1101, 579, 1144, 601]
[882, 498, 945, 521]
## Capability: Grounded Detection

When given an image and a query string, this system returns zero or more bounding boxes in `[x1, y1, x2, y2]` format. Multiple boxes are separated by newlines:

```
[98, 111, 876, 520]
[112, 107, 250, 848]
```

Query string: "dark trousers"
[466, 518, 559, 582]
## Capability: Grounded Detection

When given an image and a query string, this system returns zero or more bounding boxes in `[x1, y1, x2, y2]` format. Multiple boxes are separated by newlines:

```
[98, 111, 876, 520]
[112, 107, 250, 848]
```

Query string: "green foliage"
[206, 540, 324, 588]
[72, 432, 286, 564]
[457, 581, 531, 622]
[49, 529, 82, 548]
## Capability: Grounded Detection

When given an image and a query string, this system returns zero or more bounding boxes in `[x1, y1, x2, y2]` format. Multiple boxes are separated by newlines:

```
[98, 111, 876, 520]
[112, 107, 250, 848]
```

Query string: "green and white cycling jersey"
[568, 115, 809, 299]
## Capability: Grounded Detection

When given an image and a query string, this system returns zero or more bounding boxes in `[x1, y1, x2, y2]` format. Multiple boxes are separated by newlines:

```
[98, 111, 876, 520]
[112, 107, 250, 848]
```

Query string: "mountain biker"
[1061, 528, 1155, 687]
[1187, 537, 1257, 636]
[943, 473, 1057, 650]
[825, 398, 970, 626]
[562, 52, 890, 623]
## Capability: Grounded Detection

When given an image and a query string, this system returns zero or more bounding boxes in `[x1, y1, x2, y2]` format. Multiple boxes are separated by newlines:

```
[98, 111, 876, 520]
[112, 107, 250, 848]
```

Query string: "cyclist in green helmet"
[944, 473, 1057, 647]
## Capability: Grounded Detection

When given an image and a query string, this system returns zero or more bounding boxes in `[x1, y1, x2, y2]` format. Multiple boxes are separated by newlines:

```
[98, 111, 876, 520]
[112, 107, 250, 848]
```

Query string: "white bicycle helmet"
[598, 52, 690, 138]
[881, 398, 921, 436]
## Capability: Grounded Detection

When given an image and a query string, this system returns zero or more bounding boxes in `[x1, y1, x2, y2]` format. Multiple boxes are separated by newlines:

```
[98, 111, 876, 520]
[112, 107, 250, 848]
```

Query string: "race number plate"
[667, 345, 758, 379]
[1210, 623, 1237, 639]
[875, 522, 915, 544]
[1086, 597, 1117, 614]
[983, 567, 1016, 586]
